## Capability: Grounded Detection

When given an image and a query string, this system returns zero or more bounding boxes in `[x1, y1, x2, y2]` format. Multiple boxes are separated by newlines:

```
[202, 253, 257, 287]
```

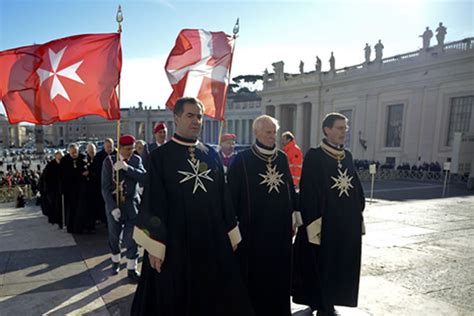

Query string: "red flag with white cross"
[0, 33, 122, 124]
[165, 29, 235, 120]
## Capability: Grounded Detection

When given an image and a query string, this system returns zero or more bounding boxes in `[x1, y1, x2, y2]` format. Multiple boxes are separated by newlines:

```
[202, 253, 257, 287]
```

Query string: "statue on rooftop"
[316, 56, 322, 72]
[436, 22, 447, 47]
[374, 40, 384, 61]
[329, 52, 335, 71]
[420, 26, 433, 50]
[364, 43, 371, 63]
[263, 68, 269, 82]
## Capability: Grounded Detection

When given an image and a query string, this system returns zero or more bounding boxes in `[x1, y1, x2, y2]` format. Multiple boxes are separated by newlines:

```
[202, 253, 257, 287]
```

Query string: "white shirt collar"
[254, 143, 277, 155]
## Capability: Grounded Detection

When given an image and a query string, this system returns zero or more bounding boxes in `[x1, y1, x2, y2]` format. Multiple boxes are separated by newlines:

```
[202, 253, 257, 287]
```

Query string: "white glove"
[113, 160, 128, 171]
[111, 208, 121, 222]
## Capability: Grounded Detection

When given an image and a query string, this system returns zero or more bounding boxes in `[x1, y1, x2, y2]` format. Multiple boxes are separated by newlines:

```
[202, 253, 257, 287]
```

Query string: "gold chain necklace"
[188, 146, 197, 163]
[251, 144, 278, 170]
[321, 142, 345, 169]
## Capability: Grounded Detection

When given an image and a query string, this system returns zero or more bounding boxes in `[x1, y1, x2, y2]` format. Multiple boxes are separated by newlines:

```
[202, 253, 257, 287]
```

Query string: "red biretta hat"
[221, 133, 236, 143]
[119, 134, 136, 146]
[153, 122, 167, 134]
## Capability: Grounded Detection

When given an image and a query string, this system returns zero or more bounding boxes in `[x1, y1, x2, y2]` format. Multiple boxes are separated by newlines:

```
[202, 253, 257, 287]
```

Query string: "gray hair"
[136, 140, 146, 146]
[104, 138, 114, 145]
[68, 143, 78, 150]
[252, 115, 280, 134]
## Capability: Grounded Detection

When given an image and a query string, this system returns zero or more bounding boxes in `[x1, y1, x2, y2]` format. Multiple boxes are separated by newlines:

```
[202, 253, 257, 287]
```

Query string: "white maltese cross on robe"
[259, 164, 284, 193]
[178, 159, 214, 194]
[330, 168, 354, 197]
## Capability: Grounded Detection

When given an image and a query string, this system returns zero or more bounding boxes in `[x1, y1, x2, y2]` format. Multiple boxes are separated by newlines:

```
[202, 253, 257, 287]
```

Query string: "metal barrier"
[357, 169, 468, 184]
[0, 185, 33, 204]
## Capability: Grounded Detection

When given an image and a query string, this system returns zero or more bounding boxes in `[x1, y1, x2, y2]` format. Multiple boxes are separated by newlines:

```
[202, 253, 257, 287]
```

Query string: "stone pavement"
[0, 183, 473, 315]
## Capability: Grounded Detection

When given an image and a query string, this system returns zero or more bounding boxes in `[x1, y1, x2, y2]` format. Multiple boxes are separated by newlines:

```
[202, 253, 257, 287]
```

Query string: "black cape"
[95, 149, 116, 223]
[131, 136, 254, 316]
[41, 159, 63, 227]
[227, 146, 296, 316]
[292, 144, 365, 310]
[84, 154, 102, 230]
[60, 153, 88, 234]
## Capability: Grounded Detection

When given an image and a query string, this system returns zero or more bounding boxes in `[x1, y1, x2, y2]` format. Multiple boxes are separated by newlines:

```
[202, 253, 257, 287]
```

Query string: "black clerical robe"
[95, 149, 117, 223]
[60, 153, 88, 234]
[227, 146, 297, 316]
[131, 135, 254, 316]
[41, 159, 62, 227]
[84, 154, 102, 230]
[292, 143, 365, 310]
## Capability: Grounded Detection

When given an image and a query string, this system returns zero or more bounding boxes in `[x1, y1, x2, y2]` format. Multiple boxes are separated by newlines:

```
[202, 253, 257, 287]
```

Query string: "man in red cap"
[142, 122, 167, 166]
[219, 133, 237, 175]
[101, 134, 146, 282]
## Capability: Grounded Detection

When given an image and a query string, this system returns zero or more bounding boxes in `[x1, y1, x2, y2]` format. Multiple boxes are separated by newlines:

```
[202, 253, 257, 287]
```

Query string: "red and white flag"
[165, 29, 235, 120]
[0, 33, 122, 124]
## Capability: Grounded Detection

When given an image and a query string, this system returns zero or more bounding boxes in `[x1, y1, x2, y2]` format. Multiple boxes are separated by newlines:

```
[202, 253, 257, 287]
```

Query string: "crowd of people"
[0, 169, 41, 190]
[353, 159, 443, 172]
[4, 97, 368, 316]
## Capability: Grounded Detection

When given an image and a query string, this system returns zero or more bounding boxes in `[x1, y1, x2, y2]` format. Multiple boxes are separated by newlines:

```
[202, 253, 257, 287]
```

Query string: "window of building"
[385, 104, 404, 148]
[340, 109, 353, 150]
[446, 96, 473, 146]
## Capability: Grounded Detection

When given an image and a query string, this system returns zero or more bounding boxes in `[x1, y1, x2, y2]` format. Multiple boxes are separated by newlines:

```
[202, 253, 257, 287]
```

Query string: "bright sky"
[0, 0, 472, 114]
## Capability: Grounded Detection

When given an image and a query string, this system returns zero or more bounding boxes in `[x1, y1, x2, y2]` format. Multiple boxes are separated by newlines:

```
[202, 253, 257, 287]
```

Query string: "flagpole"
[115, 5, 123, 207]
[219, 18, 239, 146]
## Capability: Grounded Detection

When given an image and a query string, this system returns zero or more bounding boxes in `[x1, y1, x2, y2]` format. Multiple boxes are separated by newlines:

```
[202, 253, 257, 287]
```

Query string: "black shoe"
[127, 269, 140, 282]
[316, 307, 339, 316]
[112, 262, 120, 275]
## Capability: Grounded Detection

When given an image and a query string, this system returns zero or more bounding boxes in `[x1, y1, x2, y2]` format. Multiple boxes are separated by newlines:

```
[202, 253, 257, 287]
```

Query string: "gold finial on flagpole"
[233, 18, 240, 37]
[116, 5, 123, 33]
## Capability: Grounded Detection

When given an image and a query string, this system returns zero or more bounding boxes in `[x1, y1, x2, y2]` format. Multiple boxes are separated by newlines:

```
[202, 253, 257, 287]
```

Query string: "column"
[248, 119, 253, 144]
[296, 103, 304, 145]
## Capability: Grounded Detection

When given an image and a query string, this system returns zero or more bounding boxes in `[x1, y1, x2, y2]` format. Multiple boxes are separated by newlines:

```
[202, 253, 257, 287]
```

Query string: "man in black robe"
[131, 97, 254, 316]
[60, 143, 88, 234]
[41, 151, 64, 228]
[95, 138, 117, 224]
[292, 112, 365, 316]
[227, 115, 300, 316]
[84, 143, 101, 233]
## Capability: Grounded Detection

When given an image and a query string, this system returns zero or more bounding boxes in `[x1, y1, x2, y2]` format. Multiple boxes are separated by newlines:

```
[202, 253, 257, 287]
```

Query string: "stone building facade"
[260, 37, 474, 167]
